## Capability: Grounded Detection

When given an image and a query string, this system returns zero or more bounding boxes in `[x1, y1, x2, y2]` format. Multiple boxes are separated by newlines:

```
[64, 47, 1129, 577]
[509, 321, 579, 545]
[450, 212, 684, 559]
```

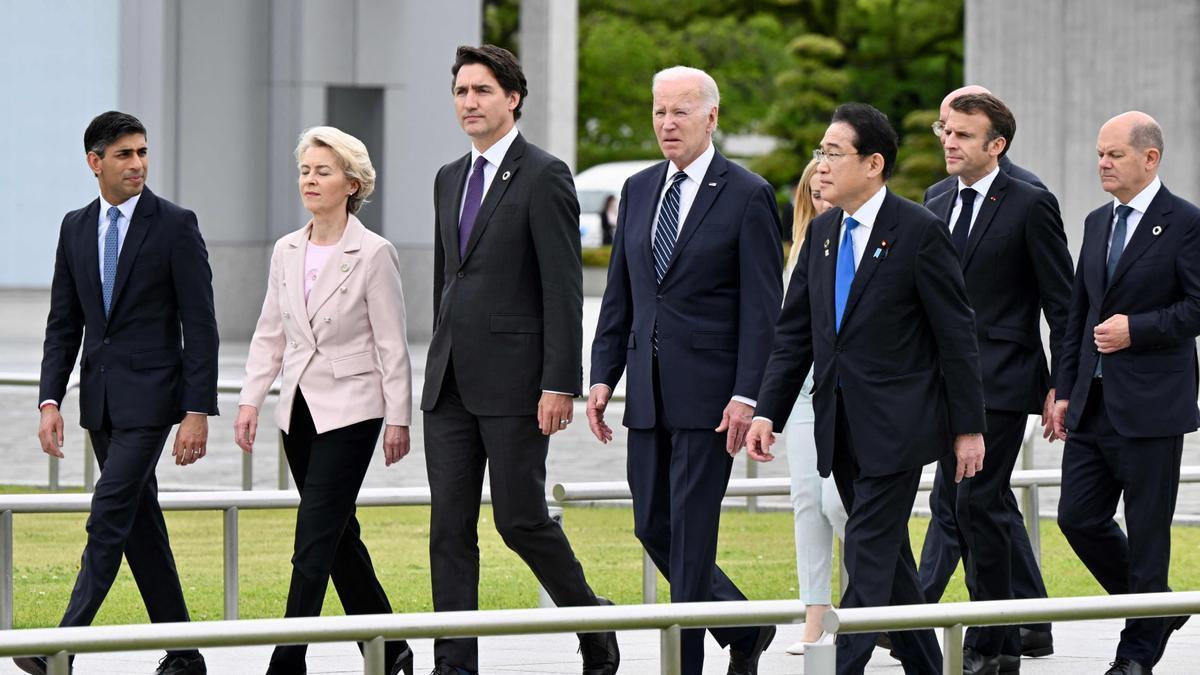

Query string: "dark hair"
[84, 111, 147, 157]
[830, 103, 898, 179]
[949, 93, 1016, 158]
[451, 44, 528, 121]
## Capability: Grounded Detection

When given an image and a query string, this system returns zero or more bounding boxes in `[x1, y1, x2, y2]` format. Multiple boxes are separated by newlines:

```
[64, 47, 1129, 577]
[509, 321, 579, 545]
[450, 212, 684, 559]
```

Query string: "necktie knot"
[1116, 204, 1133, 221]
[960, 187, 977, 206]
[471, 155, 488, 176]
[844, 216, 860, 231]
[670, 170, 687, 187]
[107, 206, 121, 224]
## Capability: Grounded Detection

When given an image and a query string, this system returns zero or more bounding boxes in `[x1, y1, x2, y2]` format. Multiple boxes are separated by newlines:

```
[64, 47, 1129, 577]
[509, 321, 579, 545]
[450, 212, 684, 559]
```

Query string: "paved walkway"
[2, 290, 1199, 672]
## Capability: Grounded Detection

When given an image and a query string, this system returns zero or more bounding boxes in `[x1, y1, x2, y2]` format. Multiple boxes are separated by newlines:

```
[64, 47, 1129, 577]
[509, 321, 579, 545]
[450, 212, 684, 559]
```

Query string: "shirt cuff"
[752, 415, 773, 425]
[541, 390, 573, 396]
[39, 400, 59, 410]
[731, 395, 756, 408]
[185, 411, 209, 416]
[589, 383, 611, 391]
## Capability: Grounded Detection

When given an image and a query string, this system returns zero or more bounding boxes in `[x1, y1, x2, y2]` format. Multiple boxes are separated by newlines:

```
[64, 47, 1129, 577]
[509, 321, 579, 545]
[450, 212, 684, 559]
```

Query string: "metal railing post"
[744, 458, 758, 513]
[642, 550, 657, 604]
[83, 433, 95, 492]
[805, 638, 837, 674]
[277, 431, 289, 490]
[943, 623, 963, 674]
[47, 652, 70, 675]
[661, 624, 681, 675]
[1, 510, 12, 630]
[241, 451, 253, 491]
[837, 536, 847, 600]
[223, 507, 238, 620]
[48, 455, 59, 492]
[539, 507, 563, 607]
[363, 636, 385, 674]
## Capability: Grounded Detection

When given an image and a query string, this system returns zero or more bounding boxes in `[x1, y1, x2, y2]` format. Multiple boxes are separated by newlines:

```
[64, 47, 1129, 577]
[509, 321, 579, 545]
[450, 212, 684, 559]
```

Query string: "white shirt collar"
[471, 125, 519, 169]
[844, 184, 888, 229]
[671, 142, 716, 184]
[1115, 175, 1162, 214]
[99, 191, 142, 222]
[958, 163, 1001, 199]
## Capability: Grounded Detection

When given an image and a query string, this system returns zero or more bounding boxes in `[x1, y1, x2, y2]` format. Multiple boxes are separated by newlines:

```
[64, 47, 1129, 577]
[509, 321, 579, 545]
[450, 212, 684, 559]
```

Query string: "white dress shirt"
[838, 185, 888, 270]
[650, 142, 715, 242]
[1109, 176, 1161, 254]
[948, 164, 1000, 236]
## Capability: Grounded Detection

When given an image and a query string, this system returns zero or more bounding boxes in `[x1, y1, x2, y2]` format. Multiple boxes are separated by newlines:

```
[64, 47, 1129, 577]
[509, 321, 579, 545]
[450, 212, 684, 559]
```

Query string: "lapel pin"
[502, 170, 511, 181]
[989, 195, 998, 201]
[1153, 225, 1163, 236]
[875, 240, 890, 260]
[823, 238, 831, 256]
[708, 182, 717, 187]
[341, 263, 349, 272]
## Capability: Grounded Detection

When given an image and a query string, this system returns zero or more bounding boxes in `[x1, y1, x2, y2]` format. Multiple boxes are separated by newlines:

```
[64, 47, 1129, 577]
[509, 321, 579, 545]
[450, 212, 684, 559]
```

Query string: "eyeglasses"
[812, 149, 859, 164]
[931, 120, 946, 137]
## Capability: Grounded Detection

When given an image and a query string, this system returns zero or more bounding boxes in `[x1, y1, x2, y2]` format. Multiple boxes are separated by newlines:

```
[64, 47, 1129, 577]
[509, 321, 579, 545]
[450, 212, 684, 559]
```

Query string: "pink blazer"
[239, 215, 411, 434]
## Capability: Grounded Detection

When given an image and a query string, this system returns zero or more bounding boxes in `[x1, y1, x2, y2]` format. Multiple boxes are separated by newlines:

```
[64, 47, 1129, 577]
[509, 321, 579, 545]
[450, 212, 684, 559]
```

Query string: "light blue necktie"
[1095, 204, 1134, 377]
[834, 217, 860, 332]
[652, 171, 688, 284]
[103, 206, 120, 317]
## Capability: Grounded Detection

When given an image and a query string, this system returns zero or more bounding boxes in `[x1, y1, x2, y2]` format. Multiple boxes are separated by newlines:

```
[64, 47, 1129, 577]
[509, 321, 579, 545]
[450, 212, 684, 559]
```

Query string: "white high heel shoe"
[785, 630, 832, 655]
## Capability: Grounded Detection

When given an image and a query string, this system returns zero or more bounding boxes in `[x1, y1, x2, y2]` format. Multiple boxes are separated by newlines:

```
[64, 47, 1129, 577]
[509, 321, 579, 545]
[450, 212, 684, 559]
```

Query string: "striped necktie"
[652, 171, 688, 284]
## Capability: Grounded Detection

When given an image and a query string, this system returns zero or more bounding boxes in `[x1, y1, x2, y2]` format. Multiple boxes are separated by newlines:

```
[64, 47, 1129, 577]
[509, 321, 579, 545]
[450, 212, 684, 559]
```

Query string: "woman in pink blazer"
[235, 126, 414, 675]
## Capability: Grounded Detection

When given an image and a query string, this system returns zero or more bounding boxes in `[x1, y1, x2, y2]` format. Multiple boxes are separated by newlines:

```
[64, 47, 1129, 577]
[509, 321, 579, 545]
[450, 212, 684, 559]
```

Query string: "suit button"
[340, 286, 348, 293]
[282, 311, 289, 319]
[457, 272, 465, 278]
[100, 365, 106, 373]
[103, 338, 110, 345]
[324, 317, 332, 323]
[289, 341, 297, 348]
[656, 295, 663, 302]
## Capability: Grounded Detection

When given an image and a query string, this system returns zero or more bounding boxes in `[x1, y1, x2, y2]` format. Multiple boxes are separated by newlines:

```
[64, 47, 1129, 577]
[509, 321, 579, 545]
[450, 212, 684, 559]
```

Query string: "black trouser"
[928, 410, 1025, 656]
[831, 394, 941, 675]
[625, 358, 758, 675]
[269, 390, 408, 670]
[62, 405, 198, 660]
[424, 363, 599, 673]
[1058, 379, 1183, 667]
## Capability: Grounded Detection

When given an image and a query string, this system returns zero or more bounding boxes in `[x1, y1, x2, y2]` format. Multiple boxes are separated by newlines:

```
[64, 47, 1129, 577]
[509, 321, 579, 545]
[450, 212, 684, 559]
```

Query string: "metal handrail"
[0, 592, 1197, 675]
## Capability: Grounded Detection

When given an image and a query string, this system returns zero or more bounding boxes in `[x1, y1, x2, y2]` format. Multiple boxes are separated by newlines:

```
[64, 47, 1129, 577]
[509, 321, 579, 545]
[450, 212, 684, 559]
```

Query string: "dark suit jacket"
[925, 170, 1072, 413]
[590, 150, 783, 430]
[39, 188, 219, 430]
[422, 133, 583, 416]
[924, 155, 1045, 204]
[1056, 184, 1200, 437]
[757, 189, 985, 477]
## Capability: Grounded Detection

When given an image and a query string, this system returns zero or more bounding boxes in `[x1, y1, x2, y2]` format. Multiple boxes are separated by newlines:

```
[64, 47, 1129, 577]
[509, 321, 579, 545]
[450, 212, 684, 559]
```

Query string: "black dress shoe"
[1105, 657, 1152, 675]
[962, 647, 999, 675]
[1151, 614, 1188, 665]
[429, 664, 476, 675]
[14, 656, 74, 675]
[997, 652, 1020, 674]
[728, 625, 775, 675]
[1018, 627, 1053, 657]
[155, 653, 206, 675]
[390, 644, 415, 675]
[579, 599, 620, 675]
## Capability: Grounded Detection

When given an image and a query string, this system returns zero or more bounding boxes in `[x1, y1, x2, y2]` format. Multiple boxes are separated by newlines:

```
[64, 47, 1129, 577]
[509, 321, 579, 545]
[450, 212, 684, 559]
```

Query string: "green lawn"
[7, 486, 1200, 628]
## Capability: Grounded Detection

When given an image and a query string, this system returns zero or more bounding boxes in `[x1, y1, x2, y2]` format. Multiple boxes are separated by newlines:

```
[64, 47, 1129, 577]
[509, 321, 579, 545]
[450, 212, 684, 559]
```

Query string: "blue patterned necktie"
[834, 216, 860, 332]
[652, 171, 688, 284]
[102, 206, 120, 317]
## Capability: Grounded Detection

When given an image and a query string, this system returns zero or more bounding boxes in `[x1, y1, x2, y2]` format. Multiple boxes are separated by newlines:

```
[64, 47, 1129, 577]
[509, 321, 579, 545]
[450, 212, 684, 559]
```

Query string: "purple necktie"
[458, 155, 488, 259]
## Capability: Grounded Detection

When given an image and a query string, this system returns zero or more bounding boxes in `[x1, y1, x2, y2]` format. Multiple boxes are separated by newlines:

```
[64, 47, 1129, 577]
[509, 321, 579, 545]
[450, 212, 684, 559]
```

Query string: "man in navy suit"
[25, 111, 217, 675]
[1052, 111, 1200, 675]
[746, 103, 987, 675]
[922, 93, 1072, 674]
[588, 66, 782, 675]
[918, 86, 1057, 662]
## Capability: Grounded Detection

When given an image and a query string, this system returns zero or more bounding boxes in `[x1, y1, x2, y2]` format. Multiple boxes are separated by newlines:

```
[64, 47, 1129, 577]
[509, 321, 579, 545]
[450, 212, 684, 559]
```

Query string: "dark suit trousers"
[61, 408, 198, 660]
[927, 411, 1026, 656]
[625, 360, 758, 675]
[920, 444, 1052, 636]
[269, 390, 406, 670]
[425, 363, 599, 673]
[831, 396, 941, 675]
[1058, 379, 1183, 667]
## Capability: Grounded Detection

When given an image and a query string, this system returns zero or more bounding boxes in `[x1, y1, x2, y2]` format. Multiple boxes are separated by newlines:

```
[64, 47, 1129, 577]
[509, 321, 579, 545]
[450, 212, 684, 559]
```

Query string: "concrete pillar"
[519, 0, 578, 170]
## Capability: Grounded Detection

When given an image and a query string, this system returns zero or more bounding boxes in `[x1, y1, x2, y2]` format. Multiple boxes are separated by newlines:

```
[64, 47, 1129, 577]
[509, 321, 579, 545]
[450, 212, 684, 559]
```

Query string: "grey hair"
[1130, 120, 1164, 155]
[295, 126, 376, 214]
[652, 66, 720, 109]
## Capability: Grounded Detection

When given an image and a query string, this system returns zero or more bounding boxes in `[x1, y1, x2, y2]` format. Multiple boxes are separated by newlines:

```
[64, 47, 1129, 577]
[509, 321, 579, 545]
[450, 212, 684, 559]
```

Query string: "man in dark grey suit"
[24, 111, 217, 675]
[422, 45, 618, 675]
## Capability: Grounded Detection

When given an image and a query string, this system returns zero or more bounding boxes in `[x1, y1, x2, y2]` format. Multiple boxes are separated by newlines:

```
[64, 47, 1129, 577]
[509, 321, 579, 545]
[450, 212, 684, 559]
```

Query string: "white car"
[574, 160, 658, 248]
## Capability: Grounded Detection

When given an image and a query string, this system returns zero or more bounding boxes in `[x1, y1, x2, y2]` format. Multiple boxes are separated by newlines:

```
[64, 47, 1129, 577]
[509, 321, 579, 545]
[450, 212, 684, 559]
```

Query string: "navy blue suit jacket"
[39, 188, 219, 430]
[591, 150, 783, 429]
[925, 170, 1073, 413]
[924, 155, 1045, 204]
[1057, 184, 1200, 437]
[756, 190, 985, 477]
